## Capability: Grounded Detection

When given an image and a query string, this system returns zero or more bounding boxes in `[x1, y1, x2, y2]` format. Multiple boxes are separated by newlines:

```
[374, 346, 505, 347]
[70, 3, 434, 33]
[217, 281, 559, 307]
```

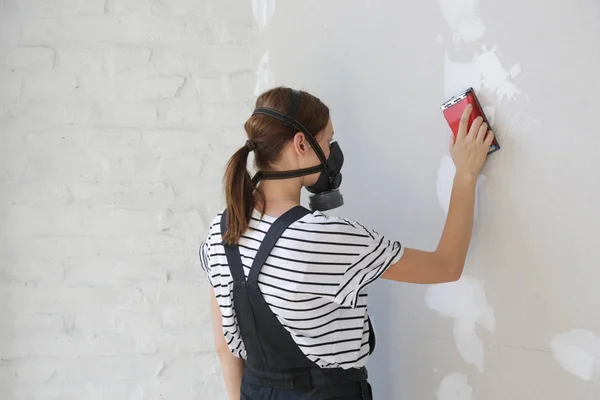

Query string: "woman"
[199, 87, 494, 399]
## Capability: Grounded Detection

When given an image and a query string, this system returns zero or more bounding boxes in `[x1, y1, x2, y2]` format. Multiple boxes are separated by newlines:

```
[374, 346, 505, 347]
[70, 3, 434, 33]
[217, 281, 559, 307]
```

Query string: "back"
[200, 208, 404, 369]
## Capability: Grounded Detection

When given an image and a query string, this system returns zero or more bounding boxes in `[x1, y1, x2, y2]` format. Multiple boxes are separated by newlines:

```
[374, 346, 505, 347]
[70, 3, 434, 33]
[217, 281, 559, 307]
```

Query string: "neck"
[255, 178, 303, 216]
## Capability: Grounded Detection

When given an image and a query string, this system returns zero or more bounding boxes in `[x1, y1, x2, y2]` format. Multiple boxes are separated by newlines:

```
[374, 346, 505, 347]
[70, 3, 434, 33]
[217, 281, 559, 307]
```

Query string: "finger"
[449, 133, 456, 148]
[457, 104, 472, 141]
[484, 130, 495, 146]
[468, 116, 484, 138]
[476, 122, 488, 141]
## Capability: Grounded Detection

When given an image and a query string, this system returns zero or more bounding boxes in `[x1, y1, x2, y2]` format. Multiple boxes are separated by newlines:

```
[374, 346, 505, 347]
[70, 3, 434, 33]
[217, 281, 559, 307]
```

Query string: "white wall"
[0, 0, 255, 398]
[260, 0, 600, 399]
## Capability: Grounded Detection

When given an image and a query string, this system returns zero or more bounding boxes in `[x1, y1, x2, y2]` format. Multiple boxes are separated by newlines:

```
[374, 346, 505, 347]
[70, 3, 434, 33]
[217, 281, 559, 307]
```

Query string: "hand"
[450, 104, 495, 180]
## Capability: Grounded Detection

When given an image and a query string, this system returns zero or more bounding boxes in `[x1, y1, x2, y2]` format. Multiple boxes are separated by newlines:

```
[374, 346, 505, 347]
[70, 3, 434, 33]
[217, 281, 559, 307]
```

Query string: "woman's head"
[223, 87, 332, 244]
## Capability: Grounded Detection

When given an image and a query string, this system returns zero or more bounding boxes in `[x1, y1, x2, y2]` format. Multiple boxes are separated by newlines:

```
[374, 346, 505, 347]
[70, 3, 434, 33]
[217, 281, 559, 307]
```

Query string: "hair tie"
[245, 140, 257, 152]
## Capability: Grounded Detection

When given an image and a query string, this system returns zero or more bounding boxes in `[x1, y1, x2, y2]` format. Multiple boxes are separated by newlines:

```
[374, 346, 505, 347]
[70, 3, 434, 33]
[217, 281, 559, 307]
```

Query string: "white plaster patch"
[425, 276, 495, 372]
[436, 154, 484, 220]
[254, 50, 275, 97]
[437, 34, 444, 44]
[436, 373, 473, 400]
[440, 0, 486, 44]
[444, 49, 522, 102]
[251, 0, 276, 32]
[550, 329, 600, 381]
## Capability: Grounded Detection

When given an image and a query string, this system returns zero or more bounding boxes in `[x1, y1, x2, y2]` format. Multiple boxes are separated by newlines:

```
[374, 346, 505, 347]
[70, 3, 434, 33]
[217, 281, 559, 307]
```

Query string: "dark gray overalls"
[220, 206, 374, 400]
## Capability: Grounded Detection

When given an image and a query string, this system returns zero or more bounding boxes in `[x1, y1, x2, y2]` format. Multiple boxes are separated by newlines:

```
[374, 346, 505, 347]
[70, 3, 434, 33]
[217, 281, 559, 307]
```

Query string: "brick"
[85, 128, 141, 147]
[0, 73, 22, 101]
[70, 181, 175, 209]
[61, 102, 102, 124]
[59, 0, 107, 15]
[105, 0, 156, 14]
[0, 314, 65, 337]
[160, 98, 205, 126]
[205, 21, 255, 45]
[3, 100, 66, 131]
[62, 254, 180, 286]
[7, 284, 145, 314]
[159, 209, 208, 236]
[15, 0, 61, 18]
[56, 47, 105, 74]
[4, 46, 54, 69]
[151, 0, 207, 16]
[52, 356, 163, 382]
[141, 378, 223, 400]
[160, 354, 220, 380]
[155, 152, 206, 180]
[225, 70, 256, 100]
[195, 76, 227, 102]
[137, 76, 185, 99]
[1, 260, 64, 284]
[207, 0, 254, 24]
[1, 181, 73, 206]
[2, 205, 82, 237]
[99, 102, 158, 127]
[150, 47, 205, 75]
[205, 43, 254, 73]
[105, 45, 152, 76]
[21, 16, 135, 45]
[11, 358, 57, 383]
[207, 102, 252, 128]
[140, 129, 211, 151]
[22, 71, 79, 98]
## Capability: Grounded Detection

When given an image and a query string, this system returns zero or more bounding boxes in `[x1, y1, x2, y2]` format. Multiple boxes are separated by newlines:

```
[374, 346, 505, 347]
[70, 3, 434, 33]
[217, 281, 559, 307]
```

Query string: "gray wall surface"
[259, 0, 600, 400]
[259, 0, 600, 399]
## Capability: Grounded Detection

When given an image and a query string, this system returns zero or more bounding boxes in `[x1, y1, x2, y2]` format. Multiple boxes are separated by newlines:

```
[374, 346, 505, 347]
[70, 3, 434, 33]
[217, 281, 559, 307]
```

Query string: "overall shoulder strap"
[247, 206, 311, 284]
[220, 211, 247, 283]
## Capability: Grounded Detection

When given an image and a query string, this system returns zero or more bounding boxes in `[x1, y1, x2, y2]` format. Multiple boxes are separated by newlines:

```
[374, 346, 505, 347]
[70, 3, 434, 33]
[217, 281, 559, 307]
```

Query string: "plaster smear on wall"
[440, 0, 486, 44]
[251, 0, 276, 32]
[436, 154, 484, 219]
[255, 50, 275, 96]
[436, 373, 473, 400]
[444, 49, 522, 102]
[425, 276, 495, 372]
[550, 329, 600, 381]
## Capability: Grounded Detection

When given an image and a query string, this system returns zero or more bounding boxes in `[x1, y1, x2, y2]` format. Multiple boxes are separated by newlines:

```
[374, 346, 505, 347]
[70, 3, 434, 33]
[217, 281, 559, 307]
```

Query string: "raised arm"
[383, 104, 495, 284]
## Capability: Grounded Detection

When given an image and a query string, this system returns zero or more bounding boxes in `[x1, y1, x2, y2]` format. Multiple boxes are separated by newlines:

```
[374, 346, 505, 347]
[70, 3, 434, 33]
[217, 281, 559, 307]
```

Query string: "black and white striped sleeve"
[199, 221, 215, 285]
[199, 240, 210, 278]
[329, 220, 403, 308]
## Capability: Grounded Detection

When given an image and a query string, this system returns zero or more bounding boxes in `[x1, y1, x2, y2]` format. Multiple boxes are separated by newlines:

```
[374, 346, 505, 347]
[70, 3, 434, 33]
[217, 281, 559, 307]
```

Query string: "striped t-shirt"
[199, 208, 403, 369]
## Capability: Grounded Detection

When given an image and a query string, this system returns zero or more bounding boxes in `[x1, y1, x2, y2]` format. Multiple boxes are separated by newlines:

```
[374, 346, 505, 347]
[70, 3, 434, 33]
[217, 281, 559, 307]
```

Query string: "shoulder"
[296, 211, 377, 236]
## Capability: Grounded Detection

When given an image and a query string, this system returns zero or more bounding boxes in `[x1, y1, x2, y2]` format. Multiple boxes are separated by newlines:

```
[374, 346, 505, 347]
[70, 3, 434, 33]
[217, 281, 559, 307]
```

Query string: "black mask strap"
[252, 90, 328, 166]
[251, 89, 330, 184]
[251, 165, 324, 184]
[287, 89, 301, 120]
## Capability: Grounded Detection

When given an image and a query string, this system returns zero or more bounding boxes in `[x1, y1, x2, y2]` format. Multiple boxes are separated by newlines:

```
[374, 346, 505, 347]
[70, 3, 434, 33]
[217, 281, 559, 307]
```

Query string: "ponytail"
[221, 86, 330, 244]
[223, 145, 257, 244]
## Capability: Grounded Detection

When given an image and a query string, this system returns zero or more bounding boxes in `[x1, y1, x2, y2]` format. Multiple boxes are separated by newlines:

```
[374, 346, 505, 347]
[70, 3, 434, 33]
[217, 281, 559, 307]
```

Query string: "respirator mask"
[250, 89, 344, 212]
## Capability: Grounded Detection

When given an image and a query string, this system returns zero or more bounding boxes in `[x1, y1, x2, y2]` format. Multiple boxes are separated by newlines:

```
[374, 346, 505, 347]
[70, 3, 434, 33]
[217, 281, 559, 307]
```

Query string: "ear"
[292, 132, 307, 155]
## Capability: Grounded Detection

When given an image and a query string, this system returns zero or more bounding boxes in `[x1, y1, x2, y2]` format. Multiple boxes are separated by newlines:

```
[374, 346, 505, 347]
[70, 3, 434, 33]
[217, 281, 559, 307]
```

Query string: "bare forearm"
[436, 174, 477, 278]
[218, 350, 244, 400]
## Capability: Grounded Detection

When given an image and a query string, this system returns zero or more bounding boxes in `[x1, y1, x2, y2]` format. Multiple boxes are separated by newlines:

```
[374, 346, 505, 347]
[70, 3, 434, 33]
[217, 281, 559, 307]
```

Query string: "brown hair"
[222, 87, 330, 244]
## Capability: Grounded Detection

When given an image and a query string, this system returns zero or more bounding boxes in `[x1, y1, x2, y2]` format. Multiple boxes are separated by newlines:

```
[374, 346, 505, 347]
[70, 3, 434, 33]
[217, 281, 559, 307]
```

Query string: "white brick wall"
[0, 0, 256, 398]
